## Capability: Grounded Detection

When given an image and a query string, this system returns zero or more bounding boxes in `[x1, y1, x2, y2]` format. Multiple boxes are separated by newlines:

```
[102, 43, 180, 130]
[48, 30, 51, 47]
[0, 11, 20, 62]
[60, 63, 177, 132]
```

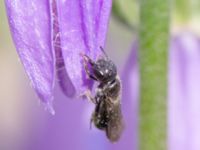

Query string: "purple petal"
[5, 0, 55, 114]
[56, 0, 112, 95]
[51, 0, 76, 97]
[169, 32, 200, 150]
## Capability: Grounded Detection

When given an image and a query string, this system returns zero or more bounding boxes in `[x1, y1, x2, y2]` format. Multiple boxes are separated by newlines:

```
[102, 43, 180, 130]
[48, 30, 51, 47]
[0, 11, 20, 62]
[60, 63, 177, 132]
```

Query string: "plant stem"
[139, 0, 170, 150]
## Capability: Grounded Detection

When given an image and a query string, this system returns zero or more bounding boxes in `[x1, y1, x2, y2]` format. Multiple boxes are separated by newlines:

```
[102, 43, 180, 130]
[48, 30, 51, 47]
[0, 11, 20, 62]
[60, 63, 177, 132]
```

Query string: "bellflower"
[5, 0, 112, 114]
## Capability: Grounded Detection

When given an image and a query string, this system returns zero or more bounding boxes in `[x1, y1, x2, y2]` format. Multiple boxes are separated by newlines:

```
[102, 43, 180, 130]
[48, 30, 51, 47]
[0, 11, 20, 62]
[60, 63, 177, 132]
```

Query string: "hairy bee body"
[92, 97, 109, 130]
[81, 48, 124, 142]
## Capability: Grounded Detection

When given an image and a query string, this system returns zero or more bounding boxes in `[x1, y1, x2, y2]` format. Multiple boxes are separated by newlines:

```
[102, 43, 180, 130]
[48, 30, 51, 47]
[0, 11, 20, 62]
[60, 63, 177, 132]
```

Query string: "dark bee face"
[81, 53, 117, 82]
[92, 58, 117, 82]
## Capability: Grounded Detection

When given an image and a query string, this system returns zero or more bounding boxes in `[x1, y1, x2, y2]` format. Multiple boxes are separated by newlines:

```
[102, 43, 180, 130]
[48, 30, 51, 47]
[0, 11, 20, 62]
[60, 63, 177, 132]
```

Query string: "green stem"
[139, 0, 170, 150]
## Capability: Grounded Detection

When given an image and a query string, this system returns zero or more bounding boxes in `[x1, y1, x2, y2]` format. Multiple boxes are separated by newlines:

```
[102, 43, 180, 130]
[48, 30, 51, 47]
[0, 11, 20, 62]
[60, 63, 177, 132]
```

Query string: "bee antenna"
[100, 46, 108, 58]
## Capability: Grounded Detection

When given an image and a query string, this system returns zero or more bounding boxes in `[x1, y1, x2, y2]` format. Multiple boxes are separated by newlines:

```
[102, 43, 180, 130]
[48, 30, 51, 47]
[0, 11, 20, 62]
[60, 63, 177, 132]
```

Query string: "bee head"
[81, 47, 117, 83]
[92, 58, 117, 82]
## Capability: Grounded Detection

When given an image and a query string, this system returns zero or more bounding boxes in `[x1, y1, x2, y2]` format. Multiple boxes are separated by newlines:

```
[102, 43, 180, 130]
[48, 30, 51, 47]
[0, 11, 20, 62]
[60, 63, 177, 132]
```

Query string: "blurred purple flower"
[169, 32, 200, 150]
[5, 0, 112, 114]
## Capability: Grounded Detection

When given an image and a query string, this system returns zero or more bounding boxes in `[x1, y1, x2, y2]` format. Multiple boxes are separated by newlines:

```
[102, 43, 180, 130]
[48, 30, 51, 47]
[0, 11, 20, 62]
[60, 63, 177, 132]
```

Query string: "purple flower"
[169, 32, 200, 150]
[5, 0, 112, 114]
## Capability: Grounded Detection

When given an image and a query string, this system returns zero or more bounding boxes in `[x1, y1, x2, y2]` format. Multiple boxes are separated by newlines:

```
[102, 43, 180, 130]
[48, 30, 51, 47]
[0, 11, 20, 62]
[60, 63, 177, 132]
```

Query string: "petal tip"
[45, 101, 55, 115]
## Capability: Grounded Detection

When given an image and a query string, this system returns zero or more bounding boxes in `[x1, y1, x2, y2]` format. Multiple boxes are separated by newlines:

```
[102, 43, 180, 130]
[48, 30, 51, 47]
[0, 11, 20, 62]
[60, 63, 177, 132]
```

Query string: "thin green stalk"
[139, 0, 170, 150]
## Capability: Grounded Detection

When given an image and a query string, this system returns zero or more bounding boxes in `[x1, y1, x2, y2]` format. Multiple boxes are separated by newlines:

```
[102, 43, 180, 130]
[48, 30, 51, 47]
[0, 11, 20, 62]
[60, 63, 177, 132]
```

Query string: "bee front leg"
[80, 90, 97, 104]
[80, 53, 98, 81]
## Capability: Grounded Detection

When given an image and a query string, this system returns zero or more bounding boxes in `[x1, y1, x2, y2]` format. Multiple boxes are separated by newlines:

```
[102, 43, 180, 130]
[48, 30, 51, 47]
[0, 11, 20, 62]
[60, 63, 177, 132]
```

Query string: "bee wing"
[106, 103, 124, 142]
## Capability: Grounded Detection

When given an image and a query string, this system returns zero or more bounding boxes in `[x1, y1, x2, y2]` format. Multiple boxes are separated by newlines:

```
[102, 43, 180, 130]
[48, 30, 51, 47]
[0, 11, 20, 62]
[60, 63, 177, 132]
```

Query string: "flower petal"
[169, 33, 200, 150]
[51, 0, 76, 97]
[5, 0, 55, 114]
[56, 0, 112, 95]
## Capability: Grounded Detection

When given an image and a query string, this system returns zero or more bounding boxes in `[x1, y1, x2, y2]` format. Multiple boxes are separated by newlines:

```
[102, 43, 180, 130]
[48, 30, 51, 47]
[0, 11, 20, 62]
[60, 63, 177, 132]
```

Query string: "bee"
[81, 47, 124, 142]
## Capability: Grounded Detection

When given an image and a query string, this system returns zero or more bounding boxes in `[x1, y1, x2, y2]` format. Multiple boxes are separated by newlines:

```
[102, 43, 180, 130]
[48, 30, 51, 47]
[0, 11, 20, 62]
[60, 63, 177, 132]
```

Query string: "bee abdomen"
[92, 99, 110, 130]
[93, 115, 108, 130]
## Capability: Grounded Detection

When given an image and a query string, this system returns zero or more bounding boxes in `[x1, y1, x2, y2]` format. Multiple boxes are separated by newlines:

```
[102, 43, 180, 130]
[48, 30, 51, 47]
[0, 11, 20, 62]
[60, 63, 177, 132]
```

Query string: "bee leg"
[83, 62, 98, 81]
[80, 90, 97, 104]
[80, 53, 98, 81]
[105, 97, 114, 107]
[87, 74, 98, 81]
[90, 115, 94, 130]
[100, 46, 108, 59]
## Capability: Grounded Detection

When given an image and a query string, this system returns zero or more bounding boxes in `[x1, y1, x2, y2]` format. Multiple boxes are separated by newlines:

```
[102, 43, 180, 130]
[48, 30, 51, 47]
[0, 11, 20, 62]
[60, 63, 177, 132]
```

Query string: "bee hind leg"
[90, 115, 94, 130]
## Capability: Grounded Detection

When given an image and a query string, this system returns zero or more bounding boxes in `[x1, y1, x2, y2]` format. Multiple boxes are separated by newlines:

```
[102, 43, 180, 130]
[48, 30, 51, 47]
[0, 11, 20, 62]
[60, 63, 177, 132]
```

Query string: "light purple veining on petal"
[51, 0, 76, 97]
[169, 32, 200, 150]
[5, 0, 55, 114]
[56, 0, 112, 95]
[55, 47, 76, 97]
